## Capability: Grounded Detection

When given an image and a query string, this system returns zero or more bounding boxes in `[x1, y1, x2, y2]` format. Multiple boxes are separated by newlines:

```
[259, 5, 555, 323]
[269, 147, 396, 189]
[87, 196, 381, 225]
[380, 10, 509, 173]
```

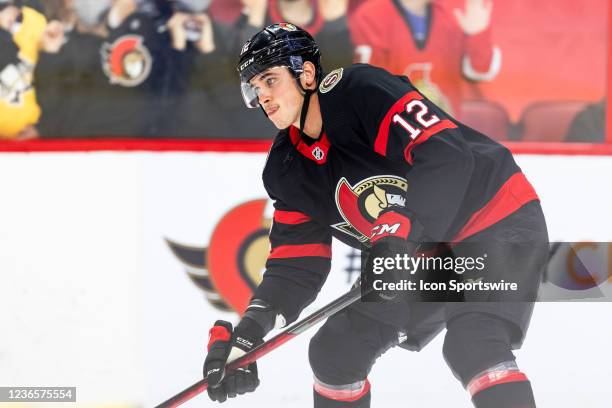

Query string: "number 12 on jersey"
[392, 99, 440, 140]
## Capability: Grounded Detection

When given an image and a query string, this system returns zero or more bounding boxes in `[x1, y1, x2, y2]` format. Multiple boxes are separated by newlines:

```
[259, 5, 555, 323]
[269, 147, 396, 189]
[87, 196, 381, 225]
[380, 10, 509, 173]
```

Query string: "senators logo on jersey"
[319, 68, 343, 94]
[101, 35, 152, 87]
[333, 175, 408, 243]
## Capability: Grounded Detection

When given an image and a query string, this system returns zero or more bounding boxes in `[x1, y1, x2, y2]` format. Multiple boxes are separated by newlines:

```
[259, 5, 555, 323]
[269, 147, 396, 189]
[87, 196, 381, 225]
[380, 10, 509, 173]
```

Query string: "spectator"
[208, 0, 367, 23]
[565, 99, 606, 143]
[35, 0, 109, 137]
[37, 0, 176, 138]
[161, 0, 275, 138]
[207, 0, 242, 23]
[89, 0, 175, 137]
[238, 0, 354, 71]
[43, 0, 109, 36]
[350, 0, 501, 118]
[0, 0, 64, 140]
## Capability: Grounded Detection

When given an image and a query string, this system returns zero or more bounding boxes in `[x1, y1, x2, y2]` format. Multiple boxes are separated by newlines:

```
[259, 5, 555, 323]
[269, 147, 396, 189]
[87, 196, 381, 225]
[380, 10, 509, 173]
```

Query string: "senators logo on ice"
[333, 175, 408, 243]
[101, 35, 152, 87]
[166, 200, 271, 315]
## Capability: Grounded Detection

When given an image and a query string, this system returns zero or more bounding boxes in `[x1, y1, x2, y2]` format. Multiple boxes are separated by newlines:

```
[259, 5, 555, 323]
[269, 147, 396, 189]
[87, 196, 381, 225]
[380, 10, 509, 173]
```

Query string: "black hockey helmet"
[237, 22, 322, 108]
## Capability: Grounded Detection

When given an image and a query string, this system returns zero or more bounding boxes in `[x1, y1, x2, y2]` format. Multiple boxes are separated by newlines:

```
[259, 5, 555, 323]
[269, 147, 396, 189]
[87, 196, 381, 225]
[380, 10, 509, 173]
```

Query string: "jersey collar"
[288, 125, 330, 164]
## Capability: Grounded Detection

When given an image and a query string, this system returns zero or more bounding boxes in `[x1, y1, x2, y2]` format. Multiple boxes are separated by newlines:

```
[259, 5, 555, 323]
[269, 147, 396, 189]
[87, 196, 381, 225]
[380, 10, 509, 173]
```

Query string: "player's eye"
[266, 77, 277, 87]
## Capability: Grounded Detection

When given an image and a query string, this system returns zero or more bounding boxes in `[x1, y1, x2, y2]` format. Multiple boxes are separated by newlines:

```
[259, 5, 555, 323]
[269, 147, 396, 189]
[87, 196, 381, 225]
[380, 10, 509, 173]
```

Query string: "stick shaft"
[155, 285, 364, 408]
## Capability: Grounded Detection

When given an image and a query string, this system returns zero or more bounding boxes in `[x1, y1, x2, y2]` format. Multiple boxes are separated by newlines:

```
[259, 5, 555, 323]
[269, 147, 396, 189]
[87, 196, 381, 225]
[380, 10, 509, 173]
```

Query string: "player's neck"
[400, 0, 429, 16]
[296, 92, 323, 140]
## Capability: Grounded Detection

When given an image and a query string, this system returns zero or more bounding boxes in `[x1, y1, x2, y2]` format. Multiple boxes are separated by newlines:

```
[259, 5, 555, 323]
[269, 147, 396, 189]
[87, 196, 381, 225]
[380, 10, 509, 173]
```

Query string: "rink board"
[0, 153, 611, 407]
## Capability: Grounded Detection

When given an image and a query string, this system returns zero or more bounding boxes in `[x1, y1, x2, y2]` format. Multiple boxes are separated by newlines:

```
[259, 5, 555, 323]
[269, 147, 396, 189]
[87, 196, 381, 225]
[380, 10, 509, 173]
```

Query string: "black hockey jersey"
[255, 64, 539, 324]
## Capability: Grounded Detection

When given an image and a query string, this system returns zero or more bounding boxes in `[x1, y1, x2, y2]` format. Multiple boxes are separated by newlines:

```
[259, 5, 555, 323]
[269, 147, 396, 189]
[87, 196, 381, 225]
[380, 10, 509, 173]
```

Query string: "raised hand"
[319, 0, 349, 21]
[194, 13, 215, 54]
[167, 12, 190, 51]
[453, 0, 493, 36]
[40, 20, 66, 53]
[241, 0, 268, 27]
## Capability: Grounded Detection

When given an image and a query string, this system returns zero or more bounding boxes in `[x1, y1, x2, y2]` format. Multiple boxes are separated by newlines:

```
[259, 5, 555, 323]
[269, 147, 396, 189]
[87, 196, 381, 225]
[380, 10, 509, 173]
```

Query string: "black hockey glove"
[204, 318, 263, 402]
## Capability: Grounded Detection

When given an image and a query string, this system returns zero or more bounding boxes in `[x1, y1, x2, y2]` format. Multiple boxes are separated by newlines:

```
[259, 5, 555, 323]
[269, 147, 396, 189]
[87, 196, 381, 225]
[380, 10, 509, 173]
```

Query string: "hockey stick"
[155, 283, 366, 408]
[156, 241, 560, 406]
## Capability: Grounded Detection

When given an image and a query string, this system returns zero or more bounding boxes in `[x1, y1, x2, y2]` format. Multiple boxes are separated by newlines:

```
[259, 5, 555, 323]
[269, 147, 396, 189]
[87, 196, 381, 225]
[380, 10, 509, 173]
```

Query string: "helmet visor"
[240, 65, 294, 109]
[240, 81, 260, 109]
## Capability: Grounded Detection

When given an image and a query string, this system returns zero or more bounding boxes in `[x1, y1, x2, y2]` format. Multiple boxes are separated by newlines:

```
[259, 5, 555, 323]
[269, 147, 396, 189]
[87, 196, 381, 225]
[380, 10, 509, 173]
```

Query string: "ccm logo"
[371, 223, 401, 237]
[239, 57, 254, 71]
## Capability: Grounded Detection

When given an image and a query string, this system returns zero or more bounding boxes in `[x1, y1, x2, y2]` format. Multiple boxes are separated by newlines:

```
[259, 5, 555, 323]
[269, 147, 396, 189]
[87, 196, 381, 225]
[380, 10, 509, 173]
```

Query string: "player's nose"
[257, 88, 272, 105]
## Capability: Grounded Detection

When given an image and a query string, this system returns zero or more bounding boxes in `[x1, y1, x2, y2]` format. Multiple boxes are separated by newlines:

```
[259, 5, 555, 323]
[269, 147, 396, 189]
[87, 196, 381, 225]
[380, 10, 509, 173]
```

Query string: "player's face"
[249, 66, 303, 129]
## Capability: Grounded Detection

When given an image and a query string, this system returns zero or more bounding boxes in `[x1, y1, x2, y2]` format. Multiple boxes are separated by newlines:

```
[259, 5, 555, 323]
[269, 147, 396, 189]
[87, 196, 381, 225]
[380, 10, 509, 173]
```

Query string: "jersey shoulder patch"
[319, 68, 343, 94]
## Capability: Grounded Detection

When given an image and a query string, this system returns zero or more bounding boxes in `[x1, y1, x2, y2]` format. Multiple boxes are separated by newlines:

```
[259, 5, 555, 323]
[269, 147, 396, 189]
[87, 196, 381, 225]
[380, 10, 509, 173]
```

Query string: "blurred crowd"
[0, 0, 606, 141]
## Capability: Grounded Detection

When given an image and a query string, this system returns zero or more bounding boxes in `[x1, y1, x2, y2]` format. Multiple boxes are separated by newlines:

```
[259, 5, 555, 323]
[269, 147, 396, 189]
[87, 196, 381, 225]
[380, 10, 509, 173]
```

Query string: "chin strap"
[299, 88, 314, 140]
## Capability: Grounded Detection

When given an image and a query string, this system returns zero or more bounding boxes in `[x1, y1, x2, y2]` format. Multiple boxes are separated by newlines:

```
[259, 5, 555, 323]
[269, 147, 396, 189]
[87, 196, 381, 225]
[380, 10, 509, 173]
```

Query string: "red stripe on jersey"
[452, 172, 539, 242]
[403, 119, 458, 165]
[269, 244, 332, 259]
[370, 211, 412, 244]
[374, 91, 422, 156]
[207, 325, 231, 351]
[274, 210, 312, 225]
[314, 379, 371, 402]
[467, 370, 529, 397]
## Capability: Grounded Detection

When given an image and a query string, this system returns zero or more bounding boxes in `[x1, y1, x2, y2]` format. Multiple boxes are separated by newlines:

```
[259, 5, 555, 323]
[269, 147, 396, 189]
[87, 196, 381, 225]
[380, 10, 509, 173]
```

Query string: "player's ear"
[301, 61, 317, 91]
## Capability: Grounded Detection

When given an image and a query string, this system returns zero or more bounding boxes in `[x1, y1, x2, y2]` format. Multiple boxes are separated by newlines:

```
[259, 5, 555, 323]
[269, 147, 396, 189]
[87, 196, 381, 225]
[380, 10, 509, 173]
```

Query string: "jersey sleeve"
[341, 65, 475, 241]
[252, 200, 332, 326]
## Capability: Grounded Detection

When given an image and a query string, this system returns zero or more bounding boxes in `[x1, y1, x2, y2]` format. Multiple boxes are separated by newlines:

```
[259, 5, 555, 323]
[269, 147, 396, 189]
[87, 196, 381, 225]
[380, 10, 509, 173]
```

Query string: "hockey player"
[203, 23, 548, 408]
